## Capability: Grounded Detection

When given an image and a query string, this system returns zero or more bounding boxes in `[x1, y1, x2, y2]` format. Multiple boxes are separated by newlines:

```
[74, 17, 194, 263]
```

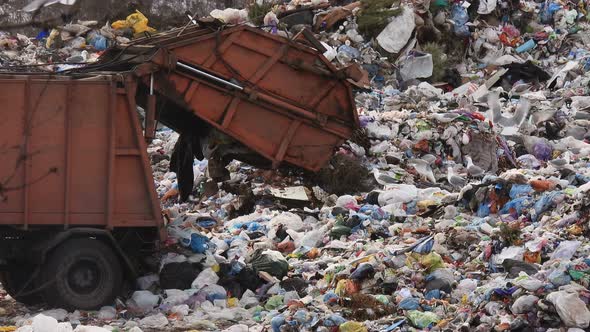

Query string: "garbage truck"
[0, 24, 359, 309]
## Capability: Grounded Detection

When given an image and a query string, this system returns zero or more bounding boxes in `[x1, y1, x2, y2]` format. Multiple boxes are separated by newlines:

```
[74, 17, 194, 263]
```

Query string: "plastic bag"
[379, 185, 418, 205]
[32, 314, 59, 332]
[130, 291, 160, 311]
[425, 268, 455, 292]
[540, 2, 562, 23]
[407, 310, 440, 329]
[511, 295, 539, 314]
[399, 297, 420, 310]
[376, 7, 416, 53]
[323, 314, 346, 328]
[532, 141, 553, 161]
[41, 309, 67, 321]
[190, 232, 210, 254]
[516, 155, 541, 170]
[550, 240, 581, 261]
[137, 274, 159, 290]
[546, 291, 590, 328]
[339, 321, 368, 332]
[499, 197, 533, 215]
[112, 10, 156, 35]
[548, 265, 572, 286]
[191, 268, 220, 290]
[453, 278, 478, 300]
[299, 226, 326, 248]
[91, 34, 107, 51]
[400, 52, 434, 80]
[201, 284, 227, 302]
[478, 0, 497, 14]
[451, 5, 470, 37]
[67, 37, 86, 49]
[532, 191, 566, 221]
[97, 306, 116, 320]
[264, 295, 284, 310]
[335, 195, 359, 210]
[250, 250, 289, 278]
[514, 274, 544, 291]
[411, 252, 445, 273]
[210, 8, 249, 25]
[162, 289, 190, 306]
[493, 246, 525, 264]
[139, 313, 169, 329]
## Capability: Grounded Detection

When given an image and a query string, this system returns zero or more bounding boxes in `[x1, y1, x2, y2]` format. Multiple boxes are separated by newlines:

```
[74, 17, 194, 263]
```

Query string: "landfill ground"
[2, 0, 590, 332]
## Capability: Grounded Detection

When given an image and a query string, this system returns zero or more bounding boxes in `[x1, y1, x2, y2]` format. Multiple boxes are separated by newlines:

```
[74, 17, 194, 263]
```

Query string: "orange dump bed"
[106, 25, 360, 171]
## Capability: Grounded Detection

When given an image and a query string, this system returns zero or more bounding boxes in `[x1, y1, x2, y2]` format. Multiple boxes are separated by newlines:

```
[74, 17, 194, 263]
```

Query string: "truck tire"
[0, 267, 41, 305]
[41, 238, 123, 310]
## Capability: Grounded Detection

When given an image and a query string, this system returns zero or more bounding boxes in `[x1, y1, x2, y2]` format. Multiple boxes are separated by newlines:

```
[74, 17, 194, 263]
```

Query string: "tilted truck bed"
[96, 25, 360, 172]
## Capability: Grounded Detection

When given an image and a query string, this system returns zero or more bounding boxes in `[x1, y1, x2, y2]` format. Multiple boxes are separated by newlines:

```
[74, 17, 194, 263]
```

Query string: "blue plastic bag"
[509, 184, 533, 199]
[451, 5, 471, 37]
[91, 34, 108, 51]
[399, 297, 421, 310]
[190, 233, 210, 253]
[499, 197, 533, 215]
[540, 2, 562, 24]
[477, 202, 491, 217]
[532, 191, 565, 221]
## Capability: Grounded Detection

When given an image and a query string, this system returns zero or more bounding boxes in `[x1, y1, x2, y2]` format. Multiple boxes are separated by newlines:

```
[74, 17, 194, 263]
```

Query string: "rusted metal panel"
[121, 25, 359, 172]
[0, 75, 162, 229]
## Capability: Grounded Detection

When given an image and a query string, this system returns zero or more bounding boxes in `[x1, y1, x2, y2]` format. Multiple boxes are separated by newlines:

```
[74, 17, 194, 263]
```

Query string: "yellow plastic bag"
[406, 252, 445, 273]
[111, 20, 128, 30]
[335, 279, 348, 296]
[112, 10, 156, 35]
[0, 327, 16, 332]
[46, 29, 60, 48]
[339, 321, 368, 332]
[420, 252, 444, 272]
[227, 297, 238, 307]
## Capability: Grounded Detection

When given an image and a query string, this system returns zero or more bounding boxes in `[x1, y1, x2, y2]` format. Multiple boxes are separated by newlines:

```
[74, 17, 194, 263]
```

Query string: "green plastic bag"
[250, 249, 289, 278]
[330, 225, 352, 239]
[407, 310, 440, 329]
[265, 295, 284, 310]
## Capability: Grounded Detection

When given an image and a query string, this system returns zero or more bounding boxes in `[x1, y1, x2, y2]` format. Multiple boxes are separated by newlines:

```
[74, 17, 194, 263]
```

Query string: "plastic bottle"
[516, 39, 536, 53]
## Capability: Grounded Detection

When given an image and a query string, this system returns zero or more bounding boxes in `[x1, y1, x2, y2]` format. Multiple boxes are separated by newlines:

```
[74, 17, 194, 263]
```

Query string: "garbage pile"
[0, 10, 155, 71]
[5, 0, 590, 331]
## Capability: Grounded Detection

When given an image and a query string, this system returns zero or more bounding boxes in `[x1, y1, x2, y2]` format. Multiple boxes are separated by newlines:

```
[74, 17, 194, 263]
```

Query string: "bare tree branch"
[0, 79, 58, 201]
[0, 167, 58, 202]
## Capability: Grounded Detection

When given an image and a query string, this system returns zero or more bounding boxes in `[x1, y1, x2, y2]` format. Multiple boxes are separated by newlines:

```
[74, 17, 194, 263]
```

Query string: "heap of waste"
[4, 0, 590, 331]
[0, 10, 155, 72]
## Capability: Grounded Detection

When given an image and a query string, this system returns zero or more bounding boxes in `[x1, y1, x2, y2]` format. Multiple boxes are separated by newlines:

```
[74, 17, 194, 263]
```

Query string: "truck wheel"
[0, 267, 42, 305]
[41, 238, 123, 310]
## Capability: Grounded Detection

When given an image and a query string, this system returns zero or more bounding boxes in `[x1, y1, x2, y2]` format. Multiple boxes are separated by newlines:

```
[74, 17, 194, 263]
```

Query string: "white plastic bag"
[131, 290, 160, 311]
[191, 268, 220, 290]
[511, 295, 539, 314]
[547, 291, 590, 328]
[551, 241, 581, 261]
[139, 313, 169, 329]
[377, 7, 415, 53]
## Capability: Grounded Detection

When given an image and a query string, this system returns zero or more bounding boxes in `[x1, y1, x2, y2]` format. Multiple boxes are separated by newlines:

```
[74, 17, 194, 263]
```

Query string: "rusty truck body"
[0, 25, 358, 309]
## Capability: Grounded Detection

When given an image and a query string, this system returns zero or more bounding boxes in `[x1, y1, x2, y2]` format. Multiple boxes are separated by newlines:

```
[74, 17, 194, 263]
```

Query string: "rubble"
[3, 0, 590, 331]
